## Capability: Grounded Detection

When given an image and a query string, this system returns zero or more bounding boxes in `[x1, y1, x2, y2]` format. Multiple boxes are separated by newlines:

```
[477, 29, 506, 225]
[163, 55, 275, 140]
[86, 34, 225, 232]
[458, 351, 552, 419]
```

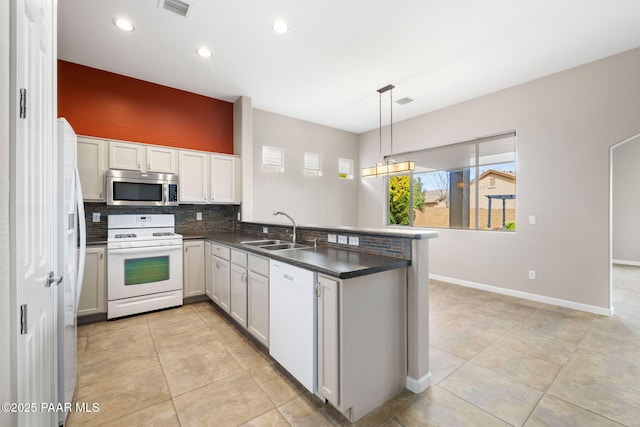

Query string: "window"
[262, 146, 284, 172]
[388, 132, 516, 231]
[338, 158, 353, 179]
[304, 152, 322, 176]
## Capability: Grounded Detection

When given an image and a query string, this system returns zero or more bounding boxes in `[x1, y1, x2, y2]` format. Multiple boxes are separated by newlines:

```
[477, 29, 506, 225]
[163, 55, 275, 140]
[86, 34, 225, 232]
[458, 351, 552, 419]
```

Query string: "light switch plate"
[338, 235, 348, 244]
[263, 227, 269, 234]
[529, 215, 536, 225]
[348, 236, 359, 246]
[327, 234, 337, 243]
[92, 212, 100, 223]
[196, 212, 202, 221]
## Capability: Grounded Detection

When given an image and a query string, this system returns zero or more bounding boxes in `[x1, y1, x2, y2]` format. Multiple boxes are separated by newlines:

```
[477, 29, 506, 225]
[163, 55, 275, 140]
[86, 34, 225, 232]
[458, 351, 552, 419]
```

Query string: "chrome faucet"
[273, 211, 297, 244]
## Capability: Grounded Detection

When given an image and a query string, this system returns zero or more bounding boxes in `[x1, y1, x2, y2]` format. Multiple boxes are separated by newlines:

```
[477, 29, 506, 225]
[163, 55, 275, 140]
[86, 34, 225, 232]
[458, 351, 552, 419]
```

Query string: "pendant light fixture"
[361, 84, 415, 177]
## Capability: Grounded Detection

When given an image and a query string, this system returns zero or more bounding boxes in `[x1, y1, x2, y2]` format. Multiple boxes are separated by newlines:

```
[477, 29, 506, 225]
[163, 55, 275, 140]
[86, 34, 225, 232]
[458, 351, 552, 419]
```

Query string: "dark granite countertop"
[204, 232, 410, 279]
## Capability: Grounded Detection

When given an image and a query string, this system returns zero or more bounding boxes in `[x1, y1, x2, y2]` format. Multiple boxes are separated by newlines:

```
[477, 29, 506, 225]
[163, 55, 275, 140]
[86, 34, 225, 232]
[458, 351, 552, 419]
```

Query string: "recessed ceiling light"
[196, 47, 212, 58]
[272, 20, 289, 34]
[113, 18, 134, 32]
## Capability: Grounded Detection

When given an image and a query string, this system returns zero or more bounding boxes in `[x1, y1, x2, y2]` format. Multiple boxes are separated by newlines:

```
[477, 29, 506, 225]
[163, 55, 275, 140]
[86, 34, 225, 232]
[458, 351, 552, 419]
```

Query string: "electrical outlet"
[348, 236, 359, 246]
[196, 212, 202, 221]
[92, 212, 100, 223]
[262, 227, 268, 234]
[529, 215, 536, 225]
[529, 270, 536, 280]
[338, 235, 348, 244]
[327, 234, 337, 243]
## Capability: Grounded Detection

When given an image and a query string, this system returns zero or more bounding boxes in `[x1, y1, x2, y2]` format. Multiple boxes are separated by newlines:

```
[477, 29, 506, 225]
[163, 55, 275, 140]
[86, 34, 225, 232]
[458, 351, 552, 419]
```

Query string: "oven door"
[108, 243, 183, 301]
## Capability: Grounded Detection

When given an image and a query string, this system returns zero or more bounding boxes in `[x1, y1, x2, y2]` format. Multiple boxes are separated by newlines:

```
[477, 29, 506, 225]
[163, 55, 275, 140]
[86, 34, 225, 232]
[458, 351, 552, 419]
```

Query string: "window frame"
[385, 131, 516, 231]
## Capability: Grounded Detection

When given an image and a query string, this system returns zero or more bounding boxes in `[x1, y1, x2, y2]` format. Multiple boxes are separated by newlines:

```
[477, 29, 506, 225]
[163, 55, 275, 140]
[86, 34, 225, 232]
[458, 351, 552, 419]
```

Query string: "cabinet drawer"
[248, 254, 269, 276]
[231, 249, 247, 267]
[211, 243, 230, 260]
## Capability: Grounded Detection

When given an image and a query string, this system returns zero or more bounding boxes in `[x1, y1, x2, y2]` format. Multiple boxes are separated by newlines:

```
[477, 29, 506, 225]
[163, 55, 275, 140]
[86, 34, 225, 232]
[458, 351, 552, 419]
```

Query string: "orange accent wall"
[58, 60, 233, 153]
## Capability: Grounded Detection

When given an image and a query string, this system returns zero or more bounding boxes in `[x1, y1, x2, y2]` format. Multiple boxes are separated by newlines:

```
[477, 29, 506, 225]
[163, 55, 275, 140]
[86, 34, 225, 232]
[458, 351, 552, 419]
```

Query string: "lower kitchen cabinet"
[78, 246, 107, 316]
[230, 249, 248, 327]
[247, 254, 269, 347]
[204, 241, 212, 299]
[183, 240, 205, 298]
[316, 269, 407, 422]
[211, 243, 231, 312]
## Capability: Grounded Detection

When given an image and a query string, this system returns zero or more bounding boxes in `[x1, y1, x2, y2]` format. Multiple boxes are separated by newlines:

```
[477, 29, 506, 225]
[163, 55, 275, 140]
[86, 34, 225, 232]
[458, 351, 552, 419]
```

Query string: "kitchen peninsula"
[195, 221, 437, 422]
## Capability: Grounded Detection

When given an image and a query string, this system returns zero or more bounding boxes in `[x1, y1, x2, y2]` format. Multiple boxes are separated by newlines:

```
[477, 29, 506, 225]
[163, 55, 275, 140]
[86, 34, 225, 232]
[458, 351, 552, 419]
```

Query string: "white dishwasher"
[269, 260, 317, 393]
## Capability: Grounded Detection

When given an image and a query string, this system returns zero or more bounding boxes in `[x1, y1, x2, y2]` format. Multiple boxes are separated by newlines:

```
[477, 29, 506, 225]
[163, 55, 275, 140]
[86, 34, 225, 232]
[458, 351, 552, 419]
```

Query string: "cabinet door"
[78, 246, 106, 316]
[179, 151, 208, 203]
[212, 255, 230, 312]
[204, 242, 212, 299]
[183, 240, 205, 298]
[247, 271, 269, 347]
[317, 275, 340, 407]
[109, 141, 144, 171]
[146, 146, 177, 174]
[210, 154, 237, 203]
[230, 264, 248, 327]
[77, 137, 106, 201]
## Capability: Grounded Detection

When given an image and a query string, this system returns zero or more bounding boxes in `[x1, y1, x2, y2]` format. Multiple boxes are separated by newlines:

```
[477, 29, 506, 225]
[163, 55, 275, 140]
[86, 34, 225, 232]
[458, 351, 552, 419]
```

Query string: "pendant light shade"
[361, 84, 415, 178]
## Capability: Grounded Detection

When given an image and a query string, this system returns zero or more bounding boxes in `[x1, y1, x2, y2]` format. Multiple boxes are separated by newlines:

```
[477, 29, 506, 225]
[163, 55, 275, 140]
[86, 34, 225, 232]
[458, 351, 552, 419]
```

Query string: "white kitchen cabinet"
[77, 137, 107, 201]
[183, 240, 205, 298]
[109, 141, 144, 171]
[204, 241, 212, 299]
[210, 154, 238, 203]
[317, 275, 340, 407]
[229, 251, 248, 329]
[146, 146, 177, 174]
[247, 254, 269, 347]
[315, 269, 407, 422]
[179, 150, 208, 203]
[78, 246, 106, 316]
[210, 243, 231, 312]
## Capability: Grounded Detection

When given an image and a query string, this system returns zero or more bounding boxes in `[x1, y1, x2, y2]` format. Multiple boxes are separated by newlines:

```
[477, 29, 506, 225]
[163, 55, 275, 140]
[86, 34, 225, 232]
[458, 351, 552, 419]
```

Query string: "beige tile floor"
[68, 265, 640, 426]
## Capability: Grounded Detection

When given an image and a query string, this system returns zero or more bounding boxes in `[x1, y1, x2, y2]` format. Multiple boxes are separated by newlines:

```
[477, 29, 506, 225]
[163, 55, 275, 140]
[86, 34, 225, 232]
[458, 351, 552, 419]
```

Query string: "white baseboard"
[406, 372, 431, 394]
[613, 259, 640, 267]
[429, 274, 613, 316]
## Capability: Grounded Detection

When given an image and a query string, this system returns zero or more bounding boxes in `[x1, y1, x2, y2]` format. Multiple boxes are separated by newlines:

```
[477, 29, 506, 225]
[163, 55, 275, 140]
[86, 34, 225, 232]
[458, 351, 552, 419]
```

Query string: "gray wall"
[612, 134, 640, 264]
[251, 109, 359, 226]
[1, 0, 12, 423]
[359, 47, 640, 312]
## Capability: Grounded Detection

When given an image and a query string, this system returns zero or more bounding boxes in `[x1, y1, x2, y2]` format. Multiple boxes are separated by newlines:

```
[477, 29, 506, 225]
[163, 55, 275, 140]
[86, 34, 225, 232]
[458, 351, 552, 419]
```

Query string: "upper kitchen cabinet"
[77, 137, 107, 201]
[146, 146, 177, 174]
[210, 154, 239, 204]
[178, 150, 208, 203]
[109, 141, 144, 171]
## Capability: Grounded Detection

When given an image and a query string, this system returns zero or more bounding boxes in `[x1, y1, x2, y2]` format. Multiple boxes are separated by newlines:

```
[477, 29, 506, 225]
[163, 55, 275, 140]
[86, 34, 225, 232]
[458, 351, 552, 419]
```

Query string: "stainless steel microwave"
[106, 169, 179, 206]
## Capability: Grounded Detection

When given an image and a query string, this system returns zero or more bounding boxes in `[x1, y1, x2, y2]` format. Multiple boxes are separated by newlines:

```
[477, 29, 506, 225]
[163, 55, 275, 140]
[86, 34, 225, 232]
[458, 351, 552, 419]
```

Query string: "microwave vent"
[159, 0, 191, 17]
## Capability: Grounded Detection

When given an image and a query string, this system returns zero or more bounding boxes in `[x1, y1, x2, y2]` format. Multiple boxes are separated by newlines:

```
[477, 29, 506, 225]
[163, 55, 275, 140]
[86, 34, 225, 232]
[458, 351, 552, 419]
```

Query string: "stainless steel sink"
[258, 243, 310, 251]
[240, 239, 282, 246]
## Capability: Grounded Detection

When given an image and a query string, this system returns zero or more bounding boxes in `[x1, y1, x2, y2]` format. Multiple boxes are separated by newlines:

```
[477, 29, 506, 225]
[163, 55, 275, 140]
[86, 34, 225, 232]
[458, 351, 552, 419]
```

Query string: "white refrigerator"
[57, 118, 86, 425]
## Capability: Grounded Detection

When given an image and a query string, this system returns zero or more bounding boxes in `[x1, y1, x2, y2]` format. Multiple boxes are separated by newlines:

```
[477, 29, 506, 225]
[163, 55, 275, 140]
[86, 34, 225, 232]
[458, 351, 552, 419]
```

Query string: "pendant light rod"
[362, 84, 414, 177]
[377, 84, 395, 162]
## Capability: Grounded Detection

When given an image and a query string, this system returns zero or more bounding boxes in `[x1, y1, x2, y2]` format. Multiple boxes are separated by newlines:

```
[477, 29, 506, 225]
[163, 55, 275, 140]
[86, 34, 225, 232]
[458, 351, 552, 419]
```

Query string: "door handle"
[46, 271, 63, 288]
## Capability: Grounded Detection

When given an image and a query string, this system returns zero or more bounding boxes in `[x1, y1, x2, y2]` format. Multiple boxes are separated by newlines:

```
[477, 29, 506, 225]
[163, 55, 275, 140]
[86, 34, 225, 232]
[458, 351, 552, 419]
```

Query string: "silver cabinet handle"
[147, 163, 151, 170]
[137, 161, 141, 169]
[315, 282, 321, 297]
[100, 252, 103, 260]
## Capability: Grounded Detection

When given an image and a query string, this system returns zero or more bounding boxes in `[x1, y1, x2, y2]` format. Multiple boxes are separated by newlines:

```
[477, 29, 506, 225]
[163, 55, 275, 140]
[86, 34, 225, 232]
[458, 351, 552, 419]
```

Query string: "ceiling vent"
[159, 0, 191, 17]
[395, 97, 414, 106]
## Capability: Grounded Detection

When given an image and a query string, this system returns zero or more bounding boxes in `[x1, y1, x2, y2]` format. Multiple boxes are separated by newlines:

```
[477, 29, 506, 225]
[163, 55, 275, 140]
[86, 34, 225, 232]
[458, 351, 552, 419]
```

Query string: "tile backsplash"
[84, 202, 239, 241]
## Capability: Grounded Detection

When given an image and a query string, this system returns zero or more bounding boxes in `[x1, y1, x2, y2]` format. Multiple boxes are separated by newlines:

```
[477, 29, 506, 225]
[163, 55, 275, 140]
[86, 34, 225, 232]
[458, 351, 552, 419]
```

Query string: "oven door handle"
[108, 245, 182, 255]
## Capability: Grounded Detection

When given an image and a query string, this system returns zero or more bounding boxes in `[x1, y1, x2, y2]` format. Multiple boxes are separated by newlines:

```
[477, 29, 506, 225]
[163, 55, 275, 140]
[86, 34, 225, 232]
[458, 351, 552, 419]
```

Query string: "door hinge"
[20, 304, 27, 335]
[19, 88, 27, 119]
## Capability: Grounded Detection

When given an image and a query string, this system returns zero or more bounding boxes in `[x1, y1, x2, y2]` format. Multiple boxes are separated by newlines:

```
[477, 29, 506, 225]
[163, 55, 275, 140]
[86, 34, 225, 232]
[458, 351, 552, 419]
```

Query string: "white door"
[13, 0, 58, 425]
